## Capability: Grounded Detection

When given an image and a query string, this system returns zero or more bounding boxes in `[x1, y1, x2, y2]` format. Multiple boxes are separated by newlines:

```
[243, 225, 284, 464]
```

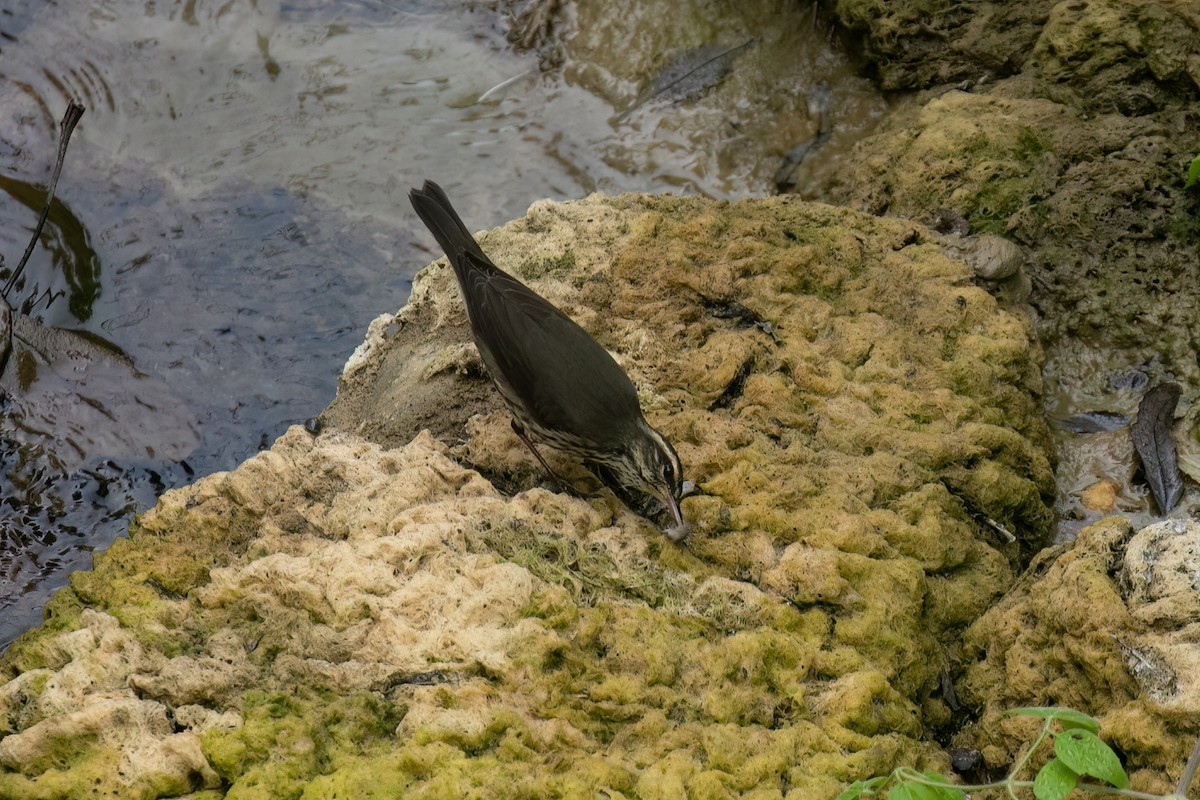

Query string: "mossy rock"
[0, 194, 1052, 798]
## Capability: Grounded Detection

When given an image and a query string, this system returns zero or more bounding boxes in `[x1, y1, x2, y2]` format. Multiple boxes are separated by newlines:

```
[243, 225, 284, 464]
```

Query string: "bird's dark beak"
[660, 488, 689, 543]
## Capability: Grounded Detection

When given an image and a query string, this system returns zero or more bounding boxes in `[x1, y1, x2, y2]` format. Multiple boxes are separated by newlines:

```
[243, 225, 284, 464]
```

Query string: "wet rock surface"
[2, 195, 1052, 798]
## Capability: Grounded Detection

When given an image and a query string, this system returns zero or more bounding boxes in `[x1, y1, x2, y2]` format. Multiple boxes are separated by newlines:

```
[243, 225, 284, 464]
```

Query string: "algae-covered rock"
[326, 193, 1054, 554]
[1029, 0, 1200, 114]
[820, 0, 1200, 363]
[833, 0, 1200, 105]
[833, 0, 1058, 90]
[1, 194, 1053, 798]
[819, 85, 1200, 356]
[815, 0, 1200, 531]
[955, 516, 1200, 793]
[804, 0, 1200, 788]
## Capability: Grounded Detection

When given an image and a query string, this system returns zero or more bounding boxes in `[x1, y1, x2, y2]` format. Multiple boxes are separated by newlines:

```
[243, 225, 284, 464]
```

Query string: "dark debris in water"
[618, 38, 758, 122]
[1107, 367, 1150, 392]
[1049, 410, 1131, 434]
[1131, 382, 1184, 514]
[774, 82, 834, 191]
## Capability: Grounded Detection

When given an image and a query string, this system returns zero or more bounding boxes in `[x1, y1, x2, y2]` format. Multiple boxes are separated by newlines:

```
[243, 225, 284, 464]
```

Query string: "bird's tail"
[409, 180, 491, 269]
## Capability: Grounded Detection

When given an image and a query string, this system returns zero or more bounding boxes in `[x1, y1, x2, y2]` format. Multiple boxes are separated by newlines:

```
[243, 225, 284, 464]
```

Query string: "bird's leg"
[511, 419, 571, 492]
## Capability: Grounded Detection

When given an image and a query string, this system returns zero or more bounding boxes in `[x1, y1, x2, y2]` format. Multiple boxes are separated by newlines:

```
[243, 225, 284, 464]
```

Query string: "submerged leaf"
[1131, 382, 1184, 513]
[618, 38, 757, 120]
[1048, 410, 1130, 433]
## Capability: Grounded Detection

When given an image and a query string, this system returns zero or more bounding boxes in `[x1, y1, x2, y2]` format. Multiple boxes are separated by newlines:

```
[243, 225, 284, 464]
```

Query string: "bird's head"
[617, 419, 688, 542]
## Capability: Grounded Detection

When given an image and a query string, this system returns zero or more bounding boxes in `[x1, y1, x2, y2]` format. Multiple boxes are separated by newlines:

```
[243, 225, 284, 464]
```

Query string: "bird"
[408, 180, 689, 541]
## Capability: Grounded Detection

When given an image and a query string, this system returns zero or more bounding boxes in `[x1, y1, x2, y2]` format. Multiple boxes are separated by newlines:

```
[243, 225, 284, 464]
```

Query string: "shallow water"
[0, 0, 883, 647]
[1044, 338, 1200, 540]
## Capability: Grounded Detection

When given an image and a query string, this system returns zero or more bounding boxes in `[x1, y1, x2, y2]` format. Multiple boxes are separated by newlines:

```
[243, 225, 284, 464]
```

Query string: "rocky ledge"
[2, 194, 1061, 798]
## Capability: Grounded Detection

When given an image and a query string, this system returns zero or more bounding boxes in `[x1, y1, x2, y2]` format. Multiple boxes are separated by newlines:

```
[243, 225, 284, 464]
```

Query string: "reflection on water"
[0, 0, 882, 648]
[0, 175, 101, 322]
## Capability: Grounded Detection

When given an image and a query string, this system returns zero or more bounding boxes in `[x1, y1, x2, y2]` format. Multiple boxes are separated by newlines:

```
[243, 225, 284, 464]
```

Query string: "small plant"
[838, 706, 1200, 800]
[1187, 155, 1200, 190]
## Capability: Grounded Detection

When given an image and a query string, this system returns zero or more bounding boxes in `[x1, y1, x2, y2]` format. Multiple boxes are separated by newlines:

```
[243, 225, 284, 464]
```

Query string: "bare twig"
[2, 100, 86, 300]
[1175, 734, 1200, 797]
[981, 514, 1017, 543]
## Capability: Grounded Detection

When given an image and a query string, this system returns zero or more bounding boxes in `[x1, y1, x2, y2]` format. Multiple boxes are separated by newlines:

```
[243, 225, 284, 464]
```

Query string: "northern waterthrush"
[409, 180, 688, 541]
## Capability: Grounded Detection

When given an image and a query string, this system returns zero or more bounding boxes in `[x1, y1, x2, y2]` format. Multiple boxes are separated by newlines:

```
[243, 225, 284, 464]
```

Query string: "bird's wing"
[456, 251, 642, 449]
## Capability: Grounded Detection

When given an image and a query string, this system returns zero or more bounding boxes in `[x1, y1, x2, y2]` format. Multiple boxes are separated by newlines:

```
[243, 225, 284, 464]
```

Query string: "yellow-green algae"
[1, 195, 1052, 798]
[954, 517, 1200, 793]
[805, 4, 1200, 783]
[817, 0, 1200, 360]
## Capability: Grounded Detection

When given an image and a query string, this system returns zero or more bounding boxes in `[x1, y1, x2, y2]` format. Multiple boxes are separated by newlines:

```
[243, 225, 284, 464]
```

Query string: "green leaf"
[836, 782, 868, 800]
[887, 781, 965, 800]
[1033, 758, 1079, 800]
[1187, 155, 1200, 189]
[1004, 707, 1100, 733]
[838, 777, 888, 799]
[1054, 728, 1129, 788]
[920, 771, 966, 799]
